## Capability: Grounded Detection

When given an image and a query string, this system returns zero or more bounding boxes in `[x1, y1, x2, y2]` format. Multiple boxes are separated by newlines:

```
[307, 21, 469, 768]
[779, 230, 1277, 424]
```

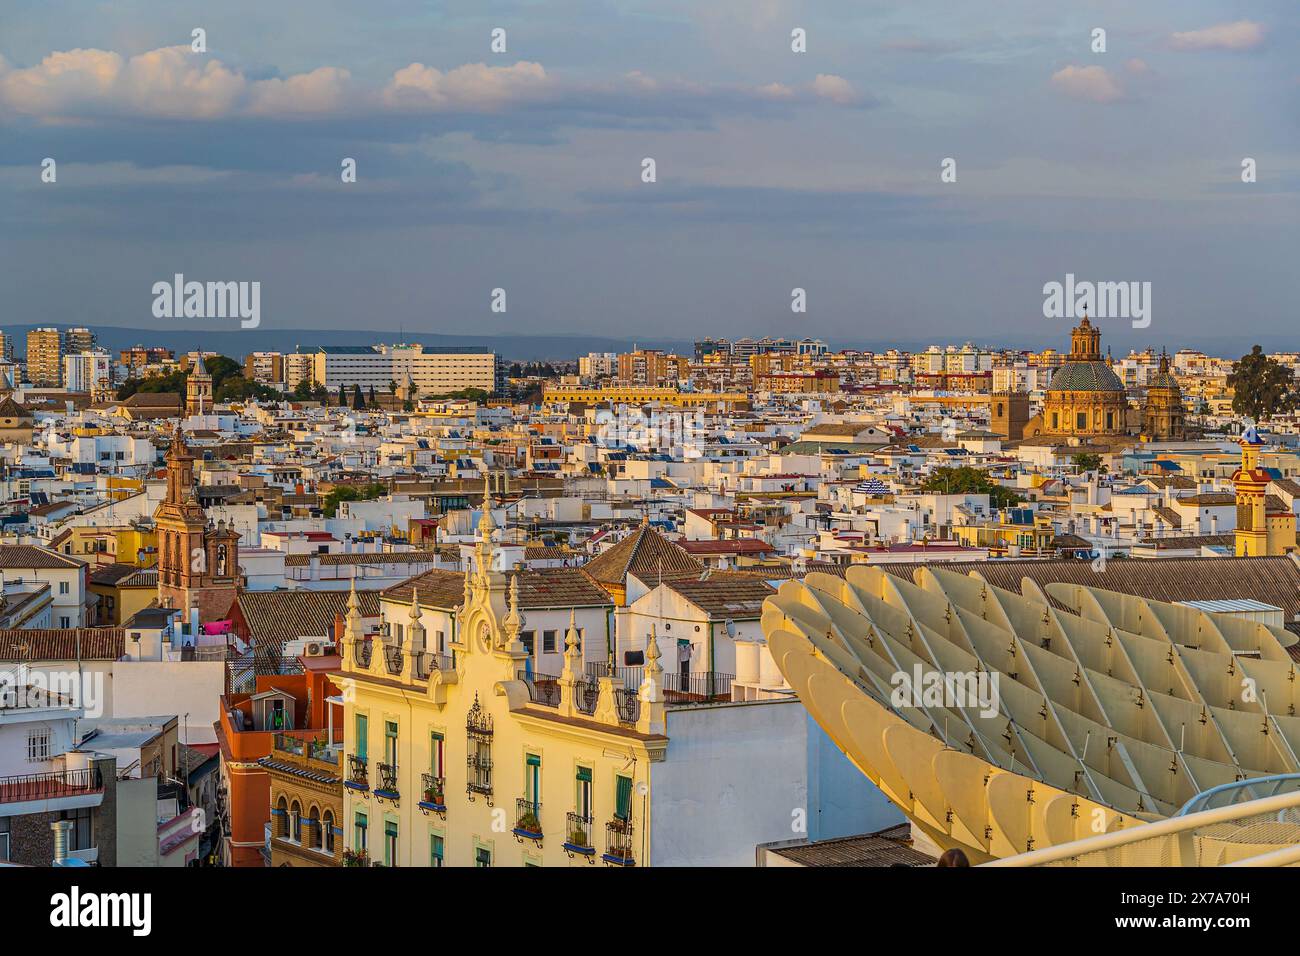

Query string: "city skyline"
[3, 1, 1298, 347]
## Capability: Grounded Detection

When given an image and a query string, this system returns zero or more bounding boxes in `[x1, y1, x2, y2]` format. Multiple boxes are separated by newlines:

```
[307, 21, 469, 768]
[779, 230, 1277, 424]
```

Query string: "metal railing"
[605, 816, 635, 864]
[566, 811, 594, 850]
[273, 733, 305, 756]
[415, 651, 455, 680]
[347, 754, 369, 788]
[382, 643, 404, 676]
[517, 670, 560, 707]
[421, 773, 446, 807]
[0, 767, 103, 804]
[376, 762, 399, 795]
[352, 639, 373, 668]
[985, 788, 1300, 868]
[515, 797, 542, 836]
[614, 688, 640, 724]
[574, 677, 599, 716]
[584, 662, 734, 702]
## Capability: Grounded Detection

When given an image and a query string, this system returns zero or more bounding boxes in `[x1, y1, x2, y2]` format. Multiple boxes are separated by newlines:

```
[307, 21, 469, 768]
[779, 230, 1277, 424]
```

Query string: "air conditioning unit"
[305, 642, 326, 657]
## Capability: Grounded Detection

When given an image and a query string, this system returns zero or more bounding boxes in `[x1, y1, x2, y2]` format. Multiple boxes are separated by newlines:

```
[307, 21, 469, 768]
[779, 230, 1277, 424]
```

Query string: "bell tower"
[154, 424, 241, 620]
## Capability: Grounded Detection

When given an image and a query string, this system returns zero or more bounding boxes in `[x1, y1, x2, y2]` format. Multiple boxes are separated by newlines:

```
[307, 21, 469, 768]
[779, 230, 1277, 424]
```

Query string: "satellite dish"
[724, 619, 737, 640]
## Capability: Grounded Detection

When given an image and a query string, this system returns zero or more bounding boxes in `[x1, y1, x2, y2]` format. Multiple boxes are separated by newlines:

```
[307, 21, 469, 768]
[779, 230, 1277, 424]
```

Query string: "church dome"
[1047, 361, 1125, 393]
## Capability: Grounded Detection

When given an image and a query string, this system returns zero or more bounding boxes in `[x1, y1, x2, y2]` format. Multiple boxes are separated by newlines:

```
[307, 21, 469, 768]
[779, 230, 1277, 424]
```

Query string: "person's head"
[936, 848, 970, 867]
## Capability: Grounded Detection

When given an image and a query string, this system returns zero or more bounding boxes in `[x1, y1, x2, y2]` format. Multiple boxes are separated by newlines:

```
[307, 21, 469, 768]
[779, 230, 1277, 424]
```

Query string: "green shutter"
[615, 775, 633, 820]
[526, 753, 541, 767]
[576, 766, 592, 783]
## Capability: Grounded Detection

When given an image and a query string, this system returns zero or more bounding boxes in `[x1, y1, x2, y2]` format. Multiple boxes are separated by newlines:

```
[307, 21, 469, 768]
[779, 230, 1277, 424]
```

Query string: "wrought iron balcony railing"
[421, 772, 446, 809]
[376, 762, 399, 796]
[564, 811, 595, 855]
[614, 688, 640, 724]
[383, 643, 404, 676]
[574, 676, 599, 716]
[415, 651, 455, 680]
[604, 816, 635, 866]
[516, 670, 560, 707]
[346, 754, 369, 789]
[352, 639, 373, 668]
[514, 797, 543, 839]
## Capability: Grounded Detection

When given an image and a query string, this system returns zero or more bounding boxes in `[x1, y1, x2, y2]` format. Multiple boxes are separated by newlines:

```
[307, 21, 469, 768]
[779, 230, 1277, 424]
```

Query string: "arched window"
[275, 796, 289, 839]
[323, 810, 335, 854]
[290, 800, 302, 843]
[308, 805, 322, 850]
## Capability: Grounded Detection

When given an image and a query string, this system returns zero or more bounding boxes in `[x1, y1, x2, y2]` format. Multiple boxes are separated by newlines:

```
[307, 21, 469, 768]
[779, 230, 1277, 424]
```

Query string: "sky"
[2, 0, 1297, 353]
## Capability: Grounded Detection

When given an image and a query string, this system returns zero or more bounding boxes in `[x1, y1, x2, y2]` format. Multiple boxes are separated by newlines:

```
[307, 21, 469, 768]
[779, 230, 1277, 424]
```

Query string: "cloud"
[1170, 20, 1266, 52]
[1050, 64, 1125, 103]
[0, 45, 347, 120]
[381, 61, 552, 111]
[810, 74, 859, 105]
[0, 45, 872, 125]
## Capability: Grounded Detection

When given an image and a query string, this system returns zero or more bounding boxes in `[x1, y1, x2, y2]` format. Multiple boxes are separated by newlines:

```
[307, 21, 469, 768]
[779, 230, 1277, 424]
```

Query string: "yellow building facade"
[1233, 425, 1296, 557]
[337, 513, 666, 868]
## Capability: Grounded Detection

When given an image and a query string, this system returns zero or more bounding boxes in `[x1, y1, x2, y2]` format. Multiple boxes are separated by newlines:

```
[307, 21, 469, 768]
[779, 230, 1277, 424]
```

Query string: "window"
[290, 801, 302, 843]
[0, 818, 9, 862]
[355, 714, 368, 760]
[59, 617, 71, 629]
[434, 629, 445, 653]
[542, 629, 557, 654]
[475, 846, 492, 867]
[354, 811, 368, 850]
[385, 721, 398, 766]
[384, 820, 398, 866]
[323, 810, 335, 853]
[430, 833, 444, 868]
[60, 808, 93, 851]
[430, 732, 444, 778]
[576, 766, 592, 821]
[525, 754, 541, 809]
[520, 630, 535, 656]
[615, 775, 633, 821]
[27, 728, 51, 762]
[59, 581, 69, 594]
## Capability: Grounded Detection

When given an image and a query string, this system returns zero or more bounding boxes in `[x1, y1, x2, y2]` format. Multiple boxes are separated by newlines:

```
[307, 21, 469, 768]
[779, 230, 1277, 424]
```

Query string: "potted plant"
[517, 811, 542, 834]
[343, 848, 370, 867]
[424, 784, 444, 805]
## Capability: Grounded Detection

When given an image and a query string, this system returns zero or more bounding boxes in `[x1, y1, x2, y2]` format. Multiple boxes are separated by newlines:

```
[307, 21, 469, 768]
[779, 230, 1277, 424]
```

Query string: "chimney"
[1211, 513, 1219, 534]
[51, 820, 72, 863]
[333, 612, 345, 645]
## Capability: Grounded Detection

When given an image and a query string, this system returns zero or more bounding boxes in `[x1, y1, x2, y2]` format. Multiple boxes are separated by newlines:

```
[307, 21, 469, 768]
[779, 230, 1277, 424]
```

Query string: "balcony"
[574, 676, 599, 716]
[517, 669, 560, 707]
[513, 797, 543, 843]
[342, 848, 371, 867]
[345, 754, 369, 792]
[415, 651, 455, 680]
[352, 638, 373, 669]
[419, 773, 446, 816]
[614, 688, 640, 724]
[0, 767, 103, 813]
[375, 762, 399, 801]
[604, 817, 635, 866]
[563, 812, 596, 859]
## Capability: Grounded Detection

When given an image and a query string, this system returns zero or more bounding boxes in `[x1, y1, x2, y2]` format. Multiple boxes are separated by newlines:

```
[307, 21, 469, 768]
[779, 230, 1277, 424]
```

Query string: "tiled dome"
[1047, 361, 1125, 393]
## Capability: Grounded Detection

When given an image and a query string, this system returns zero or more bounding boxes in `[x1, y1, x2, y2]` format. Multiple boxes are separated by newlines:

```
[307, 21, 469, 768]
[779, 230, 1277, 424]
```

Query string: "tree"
[1071, 453, 1102, 473]
[1228, 345, 1297, 422]
[322, 481, 387, 517]
[368, 385, 377, 406]
[921, 466, 1022, 509]
[352, 384, 365, 410]
[338, 386, 347, 407]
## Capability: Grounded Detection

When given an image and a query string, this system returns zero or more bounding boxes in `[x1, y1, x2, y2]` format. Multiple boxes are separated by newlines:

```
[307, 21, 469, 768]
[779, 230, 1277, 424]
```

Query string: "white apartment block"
[308, 344, 501, 396]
